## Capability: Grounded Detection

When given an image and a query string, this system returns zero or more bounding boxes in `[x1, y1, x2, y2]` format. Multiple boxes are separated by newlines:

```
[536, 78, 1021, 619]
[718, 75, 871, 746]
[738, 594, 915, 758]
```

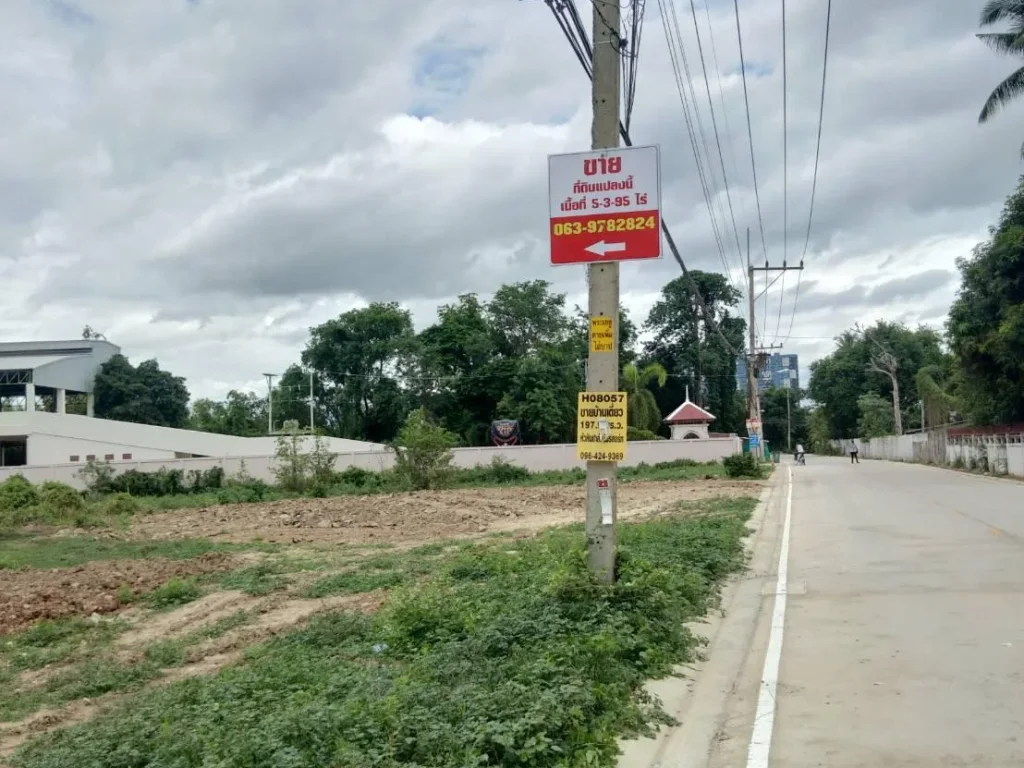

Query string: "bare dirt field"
[131, 479, 762, 545]
[0, 554, 238, 635]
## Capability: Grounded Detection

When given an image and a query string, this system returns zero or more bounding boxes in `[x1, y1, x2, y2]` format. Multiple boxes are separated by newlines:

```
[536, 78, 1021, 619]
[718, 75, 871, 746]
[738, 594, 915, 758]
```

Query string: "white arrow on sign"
[584, 240, 627, 257]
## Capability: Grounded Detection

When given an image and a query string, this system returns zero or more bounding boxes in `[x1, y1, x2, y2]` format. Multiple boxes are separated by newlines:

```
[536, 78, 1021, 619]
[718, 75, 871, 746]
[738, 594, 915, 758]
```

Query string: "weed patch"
[12, 499, 755, 767]
[219, 563, 287, 596]
[143, 578, 201, 609]
[302, 569, 408, 598]
[0, 536, 275, 571]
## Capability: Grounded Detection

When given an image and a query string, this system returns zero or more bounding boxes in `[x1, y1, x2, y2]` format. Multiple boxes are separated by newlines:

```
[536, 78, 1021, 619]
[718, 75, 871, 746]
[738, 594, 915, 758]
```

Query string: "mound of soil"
[130, 480, 760, 545]
[0, 554, 238, 635]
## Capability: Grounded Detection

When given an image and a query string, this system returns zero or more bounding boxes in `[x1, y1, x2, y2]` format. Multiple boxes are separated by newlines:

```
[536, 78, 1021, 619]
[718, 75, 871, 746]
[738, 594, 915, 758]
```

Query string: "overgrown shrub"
[723, 452, 763, 479]
[392, 408, 459, 490]
[76, 459, 116, 495]
[338, 465, 373, 488]
[101, 493, 140, 517]
[477, 456, 530, 484]
[37, 482, 85, 511]
[0, 475, 38, 511]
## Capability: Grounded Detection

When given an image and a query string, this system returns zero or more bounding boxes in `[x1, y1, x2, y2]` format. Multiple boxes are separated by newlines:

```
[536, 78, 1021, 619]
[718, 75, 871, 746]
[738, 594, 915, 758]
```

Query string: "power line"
[773, 0, 789, 345]
[686, 0, 745, 278]
[731, 0, 769, 266]
[657, 0, 736, 291]
[539, 0, 741, 357]
[782, 0, 832, 344]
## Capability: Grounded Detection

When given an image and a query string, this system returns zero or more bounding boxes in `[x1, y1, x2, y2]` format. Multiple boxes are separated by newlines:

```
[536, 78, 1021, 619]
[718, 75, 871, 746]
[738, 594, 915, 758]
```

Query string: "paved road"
[722, 458, 1024, 767]
[623, 458, 1024, 768]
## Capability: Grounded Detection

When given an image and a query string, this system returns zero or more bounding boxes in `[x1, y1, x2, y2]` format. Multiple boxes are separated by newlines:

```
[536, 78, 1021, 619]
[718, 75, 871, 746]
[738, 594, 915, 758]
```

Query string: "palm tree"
[978, 0, 1024, 156]
[621, 362, 668, 433]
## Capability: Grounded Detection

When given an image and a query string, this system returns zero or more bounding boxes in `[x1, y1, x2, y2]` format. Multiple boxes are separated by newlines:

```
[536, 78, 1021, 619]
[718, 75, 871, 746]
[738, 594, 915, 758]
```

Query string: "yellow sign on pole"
[589, 316, 614, 353]
[577, 392, 628, 462]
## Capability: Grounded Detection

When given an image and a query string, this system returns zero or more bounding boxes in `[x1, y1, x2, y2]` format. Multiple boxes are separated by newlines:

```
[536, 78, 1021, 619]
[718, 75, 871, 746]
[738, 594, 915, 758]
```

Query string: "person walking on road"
[849, 440, 860, 464]
[795, 443, 805, 465]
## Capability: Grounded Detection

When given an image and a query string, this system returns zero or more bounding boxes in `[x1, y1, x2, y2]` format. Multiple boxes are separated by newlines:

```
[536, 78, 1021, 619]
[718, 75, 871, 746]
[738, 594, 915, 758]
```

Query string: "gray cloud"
[0, 0, 1017, 397]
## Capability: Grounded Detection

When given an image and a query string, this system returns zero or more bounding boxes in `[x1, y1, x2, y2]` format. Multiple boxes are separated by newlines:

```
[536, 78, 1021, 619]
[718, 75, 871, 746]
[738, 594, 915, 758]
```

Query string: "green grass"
[11, 495, 756, 768]
[0, 535, 278, 571]
[143, 578, 201, 609]
[0, 618, 126, 679]
[302, 569, 409, 599]
[219, 563, 288, 596]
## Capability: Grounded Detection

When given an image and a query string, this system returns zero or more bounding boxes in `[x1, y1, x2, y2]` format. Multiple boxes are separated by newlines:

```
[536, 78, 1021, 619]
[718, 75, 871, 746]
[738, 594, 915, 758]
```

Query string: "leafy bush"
[76, 459, 116, 495]
[952, 455, 965, 469]
[723, 452, 763, 479]
[338, 465, 373, 488]
[37, 482, 85, 512]
[474, 456, 530, 484]
[0, 475, 38, 511]
[392, 408, 459, 490]
[101, 493, 140, 517]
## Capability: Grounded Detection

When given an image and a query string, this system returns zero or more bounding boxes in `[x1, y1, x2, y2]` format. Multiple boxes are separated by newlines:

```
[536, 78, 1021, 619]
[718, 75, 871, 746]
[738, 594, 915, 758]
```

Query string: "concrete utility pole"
[747, 230, 803, 459]
[263, 373, 276, 435]
[308, 370, 315, 433]
[746, 230, 761, 459]
[786, 385, 792, 451]
[585, 0, 621, 583]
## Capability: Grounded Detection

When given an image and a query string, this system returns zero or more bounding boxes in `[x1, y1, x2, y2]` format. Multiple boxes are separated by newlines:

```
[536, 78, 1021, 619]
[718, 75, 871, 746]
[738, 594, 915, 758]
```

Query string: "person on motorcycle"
[795, 443, 805, 465]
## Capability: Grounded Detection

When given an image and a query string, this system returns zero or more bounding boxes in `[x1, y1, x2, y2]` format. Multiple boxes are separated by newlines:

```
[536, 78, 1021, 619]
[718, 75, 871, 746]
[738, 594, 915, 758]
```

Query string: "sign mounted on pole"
[548, 145, 662, 265]
[589, 316, 614, 353]
[576, 392, 628, 462]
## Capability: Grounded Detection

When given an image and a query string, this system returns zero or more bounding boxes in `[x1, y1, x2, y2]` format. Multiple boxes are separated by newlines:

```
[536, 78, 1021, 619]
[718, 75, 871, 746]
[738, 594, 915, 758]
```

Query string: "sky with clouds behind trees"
[1, 0, 1021, 400]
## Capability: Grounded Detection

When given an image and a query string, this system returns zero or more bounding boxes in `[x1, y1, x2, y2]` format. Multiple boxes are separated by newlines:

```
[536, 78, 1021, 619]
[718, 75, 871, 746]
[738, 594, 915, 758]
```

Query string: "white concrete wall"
[834, 431, 1024, 479]
[0, 411, 383, 465]
[0, 436, 742, 490]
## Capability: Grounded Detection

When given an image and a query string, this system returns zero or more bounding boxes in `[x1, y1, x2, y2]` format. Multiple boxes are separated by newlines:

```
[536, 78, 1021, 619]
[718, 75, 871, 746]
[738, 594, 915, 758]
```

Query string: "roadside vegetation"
[8, 497, 755, 768]
[0, 422, 737, 532]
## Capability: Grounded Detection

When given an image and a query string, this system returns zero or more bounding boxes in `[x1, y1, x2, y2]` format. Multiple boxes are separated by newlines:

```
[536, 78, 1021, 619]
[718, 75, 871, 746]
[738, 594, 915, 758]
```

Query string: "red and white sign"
[548, 145, 662, 265]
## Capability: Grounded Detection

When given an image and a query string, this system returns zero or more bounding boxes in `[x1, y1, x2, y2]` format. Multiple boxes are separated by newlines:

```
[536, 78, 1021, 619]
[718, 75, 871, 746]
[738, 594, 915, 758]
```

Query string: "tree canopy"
[947, 175, 1024, 424]
[94, 355, 190, 428]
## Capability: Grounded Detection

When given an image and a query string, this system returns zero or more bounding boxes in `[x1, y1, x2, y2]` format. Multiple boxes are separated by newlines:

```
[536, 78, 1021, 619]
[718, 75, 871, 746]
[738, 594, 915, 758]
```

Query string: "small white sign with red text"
[548, 145, 662, 265]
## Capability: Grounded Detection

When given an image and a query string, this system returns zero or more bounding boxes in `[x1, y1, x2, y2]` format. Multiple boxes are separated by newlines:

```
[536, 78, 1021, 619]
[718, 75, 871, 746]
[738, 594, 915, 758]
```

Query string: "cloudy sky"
[2, 0, 1021, 400]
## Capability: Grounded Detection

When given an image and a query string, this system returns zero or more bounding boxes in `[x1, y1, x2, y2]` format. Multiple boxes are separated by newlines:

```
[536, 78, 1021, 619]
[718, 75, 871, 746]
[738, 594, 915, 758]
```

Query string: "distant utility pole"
[585, 0, 621, 584]
[747, 229, 803, 459]
[263, 373, 277, 435]
[308, 370, 315, 434]
[786, 385, 792, 451]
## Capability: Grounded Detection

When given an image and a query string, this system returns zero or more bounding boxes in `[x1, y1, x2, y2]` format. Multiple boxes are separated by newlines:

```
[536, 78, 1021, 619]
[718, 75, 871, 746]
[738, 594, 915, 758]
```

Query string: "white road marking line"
[746, 465, 793, 768]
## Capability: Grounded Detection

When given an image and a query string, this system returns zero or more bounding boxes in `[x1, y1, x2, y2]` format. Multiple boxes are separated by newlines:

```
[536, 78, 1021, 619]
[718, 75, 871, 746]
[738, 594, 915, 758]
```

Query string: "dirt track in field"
[130, 479, 762, 545]
[0, 554, 238, 635]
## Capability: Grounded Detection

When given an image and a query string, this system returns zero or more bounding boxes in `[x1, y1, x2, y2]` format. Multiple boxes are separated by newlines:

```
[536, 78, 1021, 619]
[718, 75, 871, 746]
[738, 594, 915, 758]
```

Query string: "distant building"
[735, 353, 800, 395]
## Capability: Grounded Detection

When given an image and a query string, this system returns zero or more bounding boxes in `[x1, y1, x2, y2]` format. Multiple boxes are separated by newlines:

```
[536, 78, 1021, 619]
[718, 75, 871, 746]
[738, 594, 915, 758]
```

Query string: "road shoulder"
[618, 470, 787, 768]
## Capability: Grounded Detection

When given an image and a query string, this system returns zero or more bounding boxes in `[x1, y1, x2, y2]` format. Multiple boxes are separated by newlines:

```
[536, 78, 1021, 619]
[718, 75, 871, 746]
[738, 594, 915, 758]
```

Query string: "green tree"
[621, 362, 668, 433]
[857, 392, 894, 438]
[643, 272, 746, 435]
[808, 322, 946, 438]
[497, 347, 581, 444]
[486, 280, 569, 357]
[760, 387, 808, 452]
[947, 176, 1024, 424]
[302, 303, 416, 442]
[415, 294, 505, 444]
[915, 364, 958, 430]
[190, 390, 267, 436]
[392, 408, 458, 490]
[93, 355, 190, 428]
[806, 406, 834, 453]
[977, 1, 1024, 157]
